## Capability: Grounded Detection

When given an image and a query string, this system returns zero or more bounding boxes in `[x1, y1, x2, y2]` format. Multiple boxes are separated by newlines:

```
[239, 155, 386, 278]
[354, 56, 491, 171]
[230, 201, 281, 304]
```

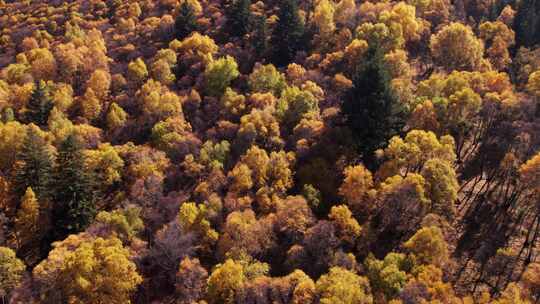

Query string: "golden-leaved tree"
[33, 235, 142, 304]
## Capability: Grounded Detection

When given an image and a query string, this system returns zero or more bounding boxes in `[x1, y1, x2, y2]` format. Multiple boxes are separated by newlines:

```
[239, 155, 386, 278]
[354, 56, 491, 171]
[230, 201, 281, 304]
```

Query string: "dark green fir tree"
[251, 15, 268, 58]
[342, 45, 408, 168]
[25, 80, 53, 127]
[270, 0, 305, 66]
[175, 1, 198, 40]
[226, 0, 252, 37]
[13, 125, 54, 202]
[52, 134, 97, 239]
[514, 0, 540, 47]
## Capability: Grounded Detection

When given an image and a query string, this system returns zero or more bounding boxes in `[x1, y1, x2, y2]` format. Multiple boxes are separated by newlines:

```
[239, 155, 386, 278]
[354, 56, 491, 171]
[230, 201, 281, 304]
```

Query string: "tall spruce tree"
[13, 125, 53, 202]
[25, 80, 53, 127]
[515, 0, 540, 47]
[270, 0, 305, 66]
[175, 1, 198, 40]
[252, 15, 268, 58]
[342, 45, 407, 167]
[52, 134, 97, 239]
[226, 0, 252, 37]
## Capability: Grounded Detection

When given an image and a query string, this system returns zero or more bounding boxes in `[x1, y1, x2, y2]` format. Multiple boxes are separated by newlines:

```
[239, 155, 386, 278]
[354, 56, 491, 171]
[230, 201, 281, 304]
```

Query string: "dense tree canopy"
[0, 0, 538, 303]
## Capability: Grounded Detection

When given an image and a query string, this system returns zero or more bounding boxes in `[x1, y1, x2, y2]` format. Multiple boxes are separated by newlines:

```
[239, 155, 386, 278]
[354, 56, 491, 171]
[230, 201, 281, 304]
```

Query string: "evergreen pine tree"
[52, 134, 97, 239]
[270, 0, 305, 66]
[13, 125, 54, 202]
[25, 80, 53, 127]
[226, 0, 252, 37]
[175, 1, 198, 40]
[342, 45, 407, 167]
[515, 0, 540, 47]
[251, 15, 268, 58]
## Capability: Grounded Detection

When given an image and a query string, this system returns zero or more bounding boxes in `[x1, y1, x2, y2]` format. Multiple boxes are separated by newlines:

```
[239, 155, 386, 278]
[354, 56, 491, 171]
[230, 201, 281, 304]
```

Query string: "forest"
[0, 0, 539, 303]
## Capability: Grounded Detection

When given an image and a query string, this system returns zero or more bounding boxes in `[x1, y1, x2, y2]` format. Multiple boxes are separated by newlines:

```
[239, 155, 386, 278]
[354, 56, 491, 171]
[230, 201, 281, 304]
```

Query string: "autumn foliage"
[0, 0, 539, 303]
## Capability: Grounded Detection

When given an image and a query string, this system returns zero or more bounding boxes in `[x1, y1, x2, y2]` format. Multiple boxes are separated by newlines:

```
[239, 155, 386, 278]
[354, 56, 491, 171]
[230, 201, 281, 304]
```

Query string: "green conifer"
[515, 0, 540, 47]
[226, 0, 252, 37]
[175, 1, 198, 40]
[270, 0, 305, 66]
[251, 15, 268, 58]
[25, 80, 53, 127]
[342, 45, 407, 167]
[52, 134, 97, 239]
[13, 125, 53, 202]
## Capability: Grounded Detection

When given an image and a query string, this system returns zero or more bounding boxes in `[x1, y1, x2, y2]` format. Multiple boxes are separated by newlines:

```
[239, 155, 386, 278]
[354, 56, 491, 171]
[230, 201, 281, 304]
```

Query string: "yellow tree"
[151, 117, 195, 159]
[248, 64, 286, 96]
[522, 262, 540, 301]
[329, 205, 362, 244]
[204, 56, 240, 97]
[92, 208, 144, 243]
[402, 264, 463, 303]
[364, 252, 408, 299]
[404, 226, 448, 267]
[379, 130, 456, 180]
[479, 21, 515, 70]
[316, 267, 373, 304]
[236, 145, 271, 188]
[338, 164, 374, 211]
[408, 99, 440, 132]
[379, 2, 423, 43]
[127, 58, 149, 83]
[217, 209, 274, 258]
[171, 32, 218, 64]
[312, 0, 336, 50]
[151, 48, 177, 85]
[267, 150, 295, 195]
[86, 69, 111, 100]
[221, 87, 247, 118]
[237, 108, 283, 151]
[178, 202, 219, 246]
[492, 283, 531, 304]
[15, 187, 39, 247]
[527, 70, 540, 97]
[356, 22, 404, 52]
[137, 79, 183, 121]
[128, 2, 142, 19]
[26, 48, 57, 81]
[33, 235, 142, 304]
[519, 151, 540, 200]
[408, 0, 451, 27]
[0, 247, 25, 302]
[51, 83, 74, 113]
[0, 176, 10, 214]
[151, 58, 176, 85]
[80, 88, 102, 121]
[276, 86, 319, 131]
[228, 163, 253, 194]
[0, 121, 27, 172]
[106, 103, 128, 130]
[84, 143, 125, 188]
[207, 259, 245, 304]
[420, 158, 459, 219]
[498, 5, 516, 26]
[335, 0, 356, 26]
[430, 22, 484, 71]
